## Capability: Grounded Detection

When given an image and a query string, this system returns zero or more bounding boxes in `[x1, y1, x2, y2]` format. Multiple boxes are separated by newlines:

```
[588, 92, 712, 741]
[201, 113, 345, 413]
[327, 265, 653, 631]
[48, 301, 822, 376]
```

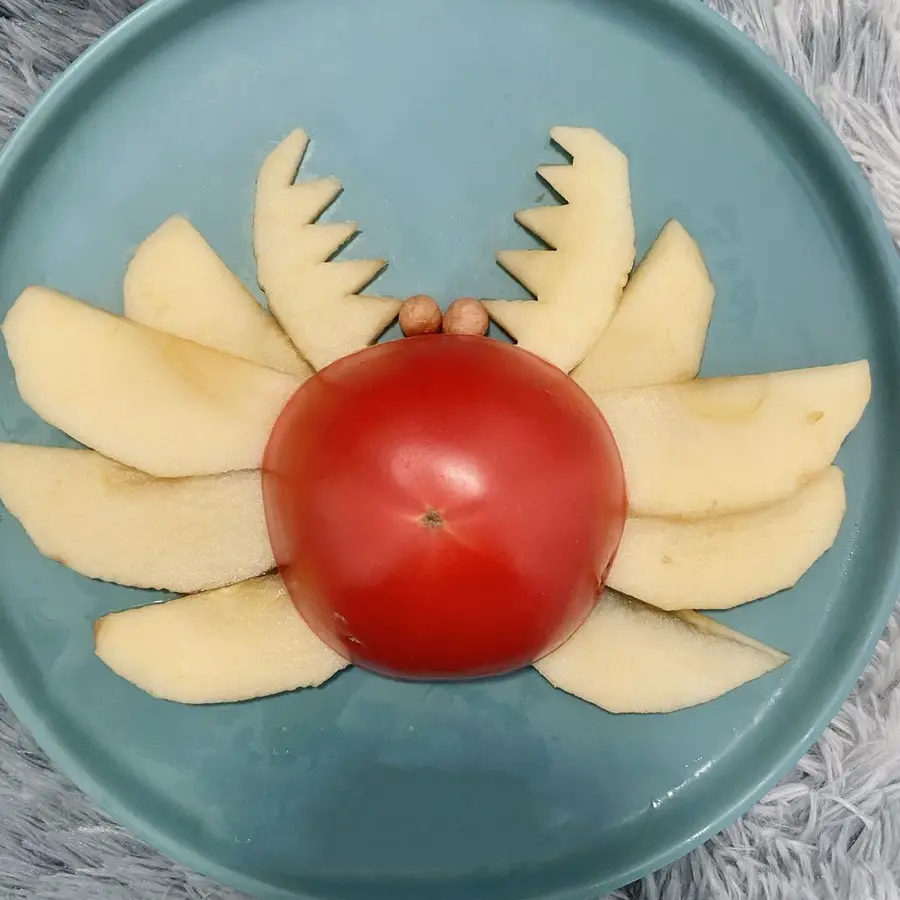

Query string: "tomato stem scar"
[421, 509, 444, 529]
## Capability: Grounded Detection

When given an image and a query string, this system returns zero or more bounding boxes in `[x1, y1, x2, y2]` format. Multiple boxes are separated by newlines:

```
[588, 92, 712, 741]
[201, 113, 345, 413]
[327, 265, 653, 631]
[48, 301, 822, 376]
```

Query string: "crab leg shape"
[254, 130, 401, 370]
[92, 576, 786, 711]
[0, 444, 273, 593]
[535, 590, 787, 714]
[593, 361, 870, 518]
[2, 288, 303, 477]
[483, 126, 635, 372]
[95, 575, 348, 704]
[608, 466, 846, 611]
[572, 219, 715, 392]
[125, 216, 312, 378]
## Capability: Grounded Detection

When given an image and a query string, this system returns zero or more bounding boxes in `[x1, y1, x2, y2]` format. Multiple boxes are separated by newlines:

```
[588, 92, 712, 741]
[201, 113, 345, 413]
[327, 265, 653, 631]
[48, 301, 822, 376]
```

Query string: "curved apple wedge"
[535, 591, 788, 713]
[0, 444, 273, 593]
[572, 220, 714, 392]
[2, 287, 303, 477]
[125, 216, 312, 378]
[483, 126, 635, 372]
[593, 361, 870, 517]
[609, 467, 846, 610]
[95, 575, 348, 704]
[254, 130, 401, 370]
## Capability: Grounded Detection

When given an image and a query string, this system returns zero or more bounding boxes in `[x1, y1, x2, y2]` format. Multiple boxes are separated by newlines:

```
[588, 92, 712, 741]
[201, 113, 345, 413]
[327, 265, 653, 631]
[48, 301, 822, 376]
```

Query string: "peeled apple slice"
[0, 443, 273, 593]
[534, 590, 788, 713]
[2, 287, 302, 477]
[95, 575, 348, 704]
[609, 467, 846, 610]
[593, 361, 870, 517]
[124, 216, 312, 378]
[483, 126, 635, 372]
[254, 130, 401, 369]
[572, 220, 714, 392]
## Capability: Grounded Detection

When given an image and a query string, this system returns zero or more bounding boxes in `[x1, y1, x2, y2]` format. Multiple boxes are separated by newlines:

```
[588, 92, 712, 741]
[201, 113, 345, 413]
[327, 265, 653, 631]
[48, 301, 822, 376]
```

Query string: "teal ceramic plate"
[0, 0, 898, 897]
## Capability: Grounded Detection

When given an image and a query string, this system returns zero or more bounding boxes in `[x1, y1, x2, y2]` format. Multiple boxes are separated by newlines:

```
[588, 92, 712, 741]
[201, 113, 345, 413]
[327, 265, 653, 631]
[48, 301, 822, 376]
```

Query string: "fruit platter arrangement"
[0, 124, 870, 714]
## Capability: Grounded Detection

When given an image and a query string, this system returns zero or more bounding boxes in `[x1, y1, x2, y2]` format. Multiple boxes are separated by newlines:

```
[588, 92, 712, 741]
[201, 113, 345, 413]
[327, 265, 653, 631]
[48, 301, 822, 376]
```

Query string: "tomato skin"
[262, 335, 626, 680]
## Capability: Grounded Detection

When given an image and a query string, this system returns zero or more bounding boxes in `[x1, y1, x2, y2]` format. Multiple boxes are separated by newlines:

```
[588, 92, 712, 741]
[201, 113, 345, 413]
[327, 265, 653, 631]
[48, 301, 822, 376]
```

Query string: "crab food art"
[0, 126, 871, 714]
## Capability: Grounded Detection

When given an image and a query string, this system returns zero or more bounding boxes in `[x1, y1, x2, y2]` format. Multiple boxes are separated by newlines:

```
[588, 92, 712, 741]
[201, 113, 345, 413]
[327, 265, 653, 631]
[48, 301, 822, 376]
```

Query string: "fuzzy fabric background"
[0, 0, 898, 898]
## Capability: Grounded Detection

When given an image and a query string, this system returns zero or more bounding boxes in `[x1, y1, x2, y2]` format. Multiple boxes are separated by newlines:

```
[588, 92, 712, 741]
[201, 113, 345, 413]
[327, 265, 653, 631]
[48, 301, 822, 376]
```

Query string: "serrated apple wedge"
[254, 130, 401, 370]
[534, 590, 788, 713]
[94, 575, 348, 704]
[572, 220, 714, 392]
[0, 444, 273, 593]
[593, 361, 870, 517]
[483, 126, 635, 372]
[609, 467, 845, 610]
[124, 215, 312, 378]
[2, 287, 303, 477]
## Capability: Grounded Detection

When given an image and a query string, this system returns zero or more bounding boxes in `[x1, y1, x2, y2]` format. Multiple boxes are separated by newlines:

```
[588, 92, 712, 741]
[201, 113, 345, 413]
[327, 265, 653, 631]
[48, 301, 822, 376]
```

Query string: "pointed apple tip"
[857, 357, 872, 382]
[162, 213, 191, 229]
[548, 126, 582, 156]
[304, 176, 343, 196]
[347, 258, 386, 275]
[549, 124, 577, 141]
[282, 128, 310, 150]
[660, 218, 686, 236]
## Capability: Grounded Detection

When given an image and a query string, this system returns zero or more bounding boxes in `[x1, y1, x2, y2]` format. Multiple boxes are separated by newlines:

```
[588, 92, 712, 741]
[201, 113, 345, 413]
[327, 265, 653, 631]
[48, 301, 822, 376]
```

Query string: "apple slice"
[609, 467, 845, 610]
[124, 216, 312, 378]
[0, 443, 273, 593]
[483, 126, 635, 372]
[254, 130, 401, 370]
[534, 590, 788, 713]
[593, 361, 870, 517]
[572, 220, 714, 392]
[95, 575, 348, 703]
[2, 287, 303, 477]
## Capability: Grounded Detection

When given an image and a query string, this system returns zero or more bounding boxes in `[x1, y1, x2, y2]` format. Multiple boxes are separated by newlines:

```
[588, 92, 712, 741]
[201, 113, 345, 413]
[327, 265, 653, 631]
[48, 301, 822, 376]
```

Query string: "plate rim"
[0, 0, 898, 897]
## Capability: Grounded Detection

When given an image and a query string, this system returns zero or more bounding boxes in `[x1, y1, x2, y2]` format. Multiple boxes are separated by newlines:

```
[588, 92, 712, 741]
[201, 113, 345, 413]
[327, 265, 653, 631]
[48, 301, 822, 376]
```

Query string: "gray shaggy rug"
[0, 1, 899, 898]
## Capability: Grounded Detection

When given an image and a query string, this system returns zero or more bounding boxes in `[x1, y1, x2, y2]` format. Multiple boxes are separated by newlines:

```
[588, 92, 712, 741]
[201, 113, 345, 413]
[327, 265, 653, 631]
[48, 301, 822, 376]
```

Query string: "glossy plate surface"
[0, 1, 898, 898]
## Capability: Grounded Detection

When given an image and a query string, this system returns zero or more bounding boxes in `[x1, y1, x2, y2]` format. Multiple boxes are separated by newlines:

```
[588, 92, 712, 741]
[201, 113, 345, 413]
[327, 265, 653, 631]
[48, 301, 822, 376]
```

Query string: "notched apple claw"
[483, 126, 636, 372]
[253, 129, 401, 371]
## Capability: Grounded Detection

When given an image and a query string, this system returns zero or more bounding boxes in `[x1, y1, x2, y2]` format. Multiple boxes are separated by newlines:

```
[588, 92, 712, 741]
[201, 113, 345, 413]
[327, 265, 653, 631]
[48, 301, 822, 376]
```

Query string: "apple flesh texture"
[263, 334, 627, 680]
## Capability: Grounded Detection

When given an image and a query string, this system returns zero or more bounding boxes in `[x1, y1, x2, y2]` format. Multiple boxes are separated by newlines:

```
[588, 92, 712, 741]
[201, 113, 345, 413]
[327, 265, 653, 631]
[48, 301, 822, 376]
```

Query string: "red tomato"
[262, 335, 626, 679]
